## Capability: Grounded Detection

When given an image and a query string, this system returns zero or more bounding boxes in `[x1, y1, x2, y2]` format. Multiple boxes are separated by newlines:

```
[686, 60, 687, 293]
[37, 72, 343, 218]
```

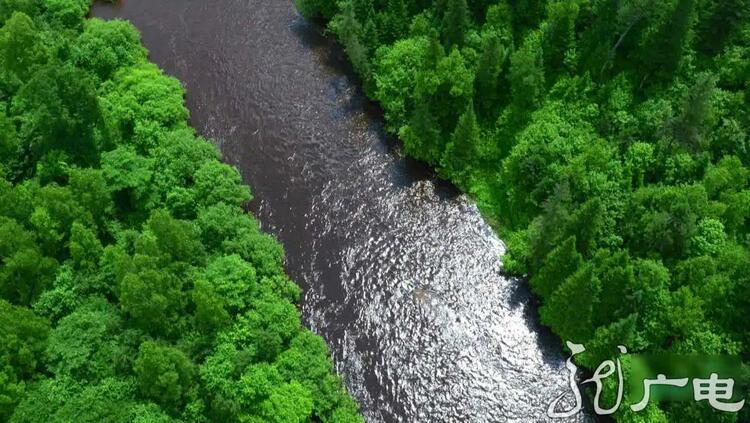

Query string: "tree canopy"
[0, 1, 362, 421]
[296, 0, 750, 420]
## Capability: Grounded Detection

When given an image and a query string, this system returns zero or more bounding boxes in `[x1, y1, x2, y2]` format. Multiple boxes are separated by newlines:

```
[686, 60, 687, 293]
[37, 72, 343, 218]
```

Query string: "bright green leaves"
[73, 19, 146, 81]
[623, 184, 709, 261]
[45, 298, 128, 382]
[144, 209, 204, 265]
[255, 380, 314, 423]
[500, 98, 622, 227]
[509, 30, 545, 111]
[73, 18, 147, 82]
[191, 279, 231, 334]
[134, 341, 194, 407]
[375, 37, 474, 168]
[69, 222, 102, 270]
[0, 298, 49, 420]
[199, 327, 354, 422]
[193, 161, 252, 208]
[101, 147, 154, 216]
[0, 12, 47, 87]
[0, 2, 361, 422]
[201, 254, 256, 314]
[226, 297, 302, 362]
[12, 62, 101, 165]
[100, 64, 189, 151]
[373, 36, 429, 130]
[119, 269, 184, 336]
[0, 0, 41, 26]
[43, 0, 89, 31]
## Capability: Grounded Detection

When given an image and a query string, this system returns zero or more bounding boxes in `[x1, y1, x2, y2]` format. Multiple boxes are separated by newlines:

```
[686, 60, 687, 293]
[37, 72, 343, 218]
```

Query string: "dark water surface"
[92, 1, 586, 421]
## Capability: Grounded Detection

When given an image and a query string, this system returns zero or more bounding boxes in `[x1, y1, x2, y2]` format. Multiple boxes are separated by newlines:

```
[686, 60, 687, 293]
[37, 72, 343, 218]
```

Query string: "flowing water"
[93, 2, 588, 421]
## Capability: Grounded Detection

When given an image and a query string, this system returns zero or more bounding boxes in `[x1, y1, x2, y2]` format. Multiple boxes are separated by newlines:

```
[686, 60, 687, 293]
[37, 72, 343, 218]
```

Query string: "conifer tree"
[380, 0, 408, 44]
[474, 34, 505, 120]
[642, 0, 697, 82]
[530, 236, 583, 300]
[509, 31, 544, 110]
[441, 0, 469, 50]
[540, 265, 601, 343]
[440, 103, 480, 178]
[402, 99, 443, 165]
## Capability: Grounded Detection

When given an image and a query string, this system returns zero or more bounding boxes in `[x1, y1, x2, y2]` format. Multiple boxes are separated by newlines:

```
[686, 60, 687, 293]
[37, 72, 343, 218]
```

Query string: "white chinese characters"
[547, 342, 745, 418]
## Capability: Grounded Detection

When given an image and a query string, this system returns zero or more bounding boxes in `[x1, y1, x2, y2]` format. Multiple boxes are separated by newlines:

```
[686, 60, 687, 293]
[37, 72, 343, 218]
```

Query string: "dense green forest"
[0, 0, 363, 421]
[296, 0, 750, 421]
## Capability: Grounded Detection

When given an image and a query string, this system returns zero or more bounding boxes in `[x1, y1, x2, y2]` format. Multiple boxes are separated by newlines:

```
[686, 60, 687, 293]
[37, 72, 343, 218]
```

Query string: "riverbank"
[0, 1, 361, 421]
[92, 1, 582, 421]
[294, 0, 750, 422]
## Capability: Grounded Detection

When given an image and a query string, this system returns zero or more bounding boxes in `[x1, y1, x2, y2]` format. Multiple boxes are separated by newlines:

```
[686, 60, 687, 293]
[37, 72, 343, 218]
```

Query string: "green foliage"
[45, 298, 131, 382]
[73, 18, 147, 81]
[0, 12, 47, 87]
[0, 3, 362, 421]
[474, 34, 505, 120]
[441, 0, 469, 49]
[100, 63, 189, 151]
[306, 0, 750, 420]
[134, 341, 194, 407]
[540, 264, 600, 343]
[373, 36, 429, 130]
[43, 0, 89, 30]
[12, 62, 101, 165]
[0, 0, 41, 26]
[0, 299, 49, 420]
[509, 30, 545, 110]
[295, 0, 339, 20]
[441, 103, 479, 177]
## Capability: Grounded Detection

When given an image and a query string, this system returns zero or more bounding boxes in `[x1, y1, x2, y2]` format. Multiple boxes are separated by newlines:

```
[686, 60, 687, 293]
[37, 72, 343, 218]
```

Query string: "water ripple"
[92, 1, 592, 421]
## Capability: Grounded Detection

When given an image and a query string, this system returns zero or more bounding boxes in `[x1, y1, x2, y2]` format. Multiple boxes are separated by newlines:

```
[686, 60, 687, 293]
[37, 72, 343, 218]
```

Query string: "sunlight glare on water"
[92, 1, 590, 421]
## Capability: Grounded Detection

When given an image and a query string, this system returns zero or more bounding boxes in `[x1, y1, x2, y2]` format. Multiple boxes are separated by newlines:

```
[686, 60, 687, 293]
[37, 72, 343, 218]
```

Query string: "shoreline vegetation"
[295, 0, 750, 421]
[0, 1, 363, 422]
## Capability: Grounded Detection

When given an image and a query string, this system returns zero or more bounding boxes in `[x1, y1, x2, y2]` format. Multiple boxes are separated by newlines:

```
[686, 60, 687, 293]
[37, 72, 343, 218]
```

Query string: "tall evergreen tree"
[541, 0, 579, 77]
[442, 103, 480, 174]
[402, 98, 443, 165]
[540, 264, 601, 343]
[441, 0, 469, 50]
[669, 72, 717, 152]
[696, 0, 749, 55]
[530, 236, 583, 300]
[474, 34, 505, 120]
[380, 0, 408, 44]
[509, 31, 545, 110]
[641, 0, 697, 82]
[425, 29, 445, 69]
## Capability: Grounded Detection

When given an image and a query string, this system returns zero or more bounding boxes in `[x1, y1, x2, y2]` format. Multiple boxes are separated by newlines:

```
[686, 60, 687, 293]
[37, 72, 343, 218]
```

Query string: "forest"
[0, 0, 363, 421]
[295, 0, 750, 421]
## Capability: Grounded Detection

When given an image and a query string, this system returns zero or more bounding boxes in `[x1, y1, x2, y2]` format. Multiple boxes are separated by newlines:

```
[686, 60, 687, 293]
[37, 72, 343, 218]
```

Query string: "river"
[92, 1, 587, 422]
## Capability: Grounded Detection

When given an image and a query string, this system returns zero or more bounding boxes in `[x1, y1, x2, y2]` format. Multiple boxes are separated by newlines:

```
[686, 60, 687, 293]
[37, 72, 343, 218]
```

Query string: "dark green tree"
[441, 0, 469, 49]
[474, 34, 505, 120]
[134, 341, 194, 407]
